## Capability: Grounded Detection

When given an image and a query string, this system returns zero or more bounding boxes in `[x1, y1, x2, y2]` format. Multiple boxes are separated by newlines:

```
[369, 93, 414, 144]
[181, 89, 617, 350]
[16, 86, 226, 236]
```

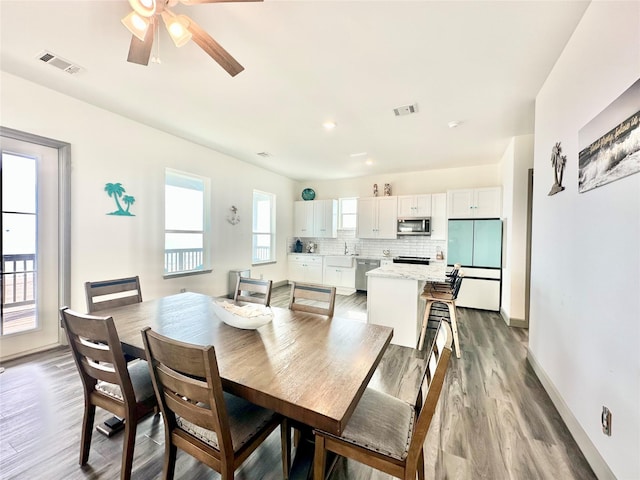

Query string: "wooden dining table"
[103, 291, 393, 440]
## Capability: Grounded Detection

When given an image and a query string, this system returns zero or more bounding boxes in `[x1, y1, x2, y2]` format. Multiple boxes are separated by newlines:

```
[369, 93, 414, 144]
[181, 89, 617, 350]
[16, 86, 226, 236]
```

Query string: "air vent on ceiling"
[256, 152, 272, 158]
[393, 103, 419, 116]
[37, 51, 84, 75]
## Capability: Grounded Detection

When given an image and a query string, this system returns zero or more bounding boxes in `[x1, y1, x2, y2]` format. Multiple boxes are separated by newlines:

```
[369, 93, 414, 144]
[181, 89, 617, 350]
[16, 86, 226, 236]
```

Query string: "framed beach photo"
[578, 78, 640, 193]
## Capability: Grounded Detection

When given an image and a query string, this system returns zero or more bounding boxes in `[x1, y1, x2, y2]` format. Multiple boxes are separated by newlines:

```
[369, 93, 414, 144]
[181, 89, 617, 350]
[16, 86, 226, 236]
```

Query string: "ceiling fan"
[121, 0, 261, 76]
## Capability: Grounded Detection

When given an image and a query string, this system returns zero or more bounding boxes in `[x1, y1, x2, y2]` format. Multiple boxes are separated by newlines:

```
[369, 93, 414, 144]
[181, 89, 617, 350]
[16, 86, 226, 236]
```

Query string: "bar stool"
[418, 273, 463, 358]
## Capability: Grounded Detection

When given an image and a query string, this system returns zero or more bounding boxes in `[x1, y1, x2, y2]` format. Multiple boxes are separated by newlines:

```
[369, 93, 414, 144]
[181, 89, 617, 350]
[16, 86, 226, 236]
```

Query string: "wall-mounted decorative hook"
[227, 205, 240, 225]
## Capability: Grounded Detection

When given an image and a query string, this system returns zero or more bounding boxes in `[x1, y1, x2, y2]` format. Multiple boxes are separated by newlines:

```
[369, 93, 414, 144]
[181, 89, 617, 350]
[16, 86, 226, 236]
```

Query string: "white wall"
[501, 135, 533, 325]
[530, 3, 640, 479]
[1, 72, 296, 317]
[294, 164, 502, 200]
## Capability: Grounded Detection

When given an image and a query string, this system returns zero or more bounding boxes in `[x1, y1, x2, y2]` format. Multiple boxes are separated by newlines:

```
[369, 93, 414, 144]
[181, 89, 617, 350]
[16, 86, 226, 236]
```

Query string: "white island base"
[366, 263, 446, 349]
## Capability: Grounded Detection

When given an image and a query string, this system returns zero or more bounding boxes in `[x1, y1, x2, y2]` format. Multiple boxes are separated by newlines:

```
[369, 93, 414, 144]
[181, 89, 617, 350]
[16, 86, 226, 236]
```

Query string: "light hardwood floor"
[0, 286, 596, 479]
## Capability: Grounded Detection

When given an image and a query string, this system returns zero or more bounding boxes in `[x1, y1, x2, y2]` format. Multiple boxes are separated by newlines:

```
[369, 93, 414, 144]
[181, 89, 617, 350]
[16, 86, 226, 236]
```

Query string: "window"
[252, 190, 275, 264]
[164, 169, 210, 275]
[339, 197, 358, 230]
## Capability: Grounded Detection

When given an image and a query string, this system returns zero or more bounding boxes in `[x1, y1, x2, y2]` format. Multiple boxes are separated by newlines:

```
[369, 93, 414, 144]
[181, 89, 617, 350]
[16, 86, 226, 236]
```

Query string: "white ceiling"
[0, 0, 589, 181]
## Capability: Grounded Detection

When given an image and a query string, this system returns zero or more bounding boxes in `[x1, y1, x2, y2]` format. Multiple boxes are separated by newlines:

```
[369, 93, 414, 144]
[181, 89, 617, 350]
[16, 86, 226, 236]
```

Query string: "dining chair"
[233, 276, 273, 306]
[60, 307, 156, 480]
[418, 274, 463, 357]
[141, 327, 291, 480]
[288, 282, 336, 317]
[85, 276, 142, 313]
[313, 321, 453, 480]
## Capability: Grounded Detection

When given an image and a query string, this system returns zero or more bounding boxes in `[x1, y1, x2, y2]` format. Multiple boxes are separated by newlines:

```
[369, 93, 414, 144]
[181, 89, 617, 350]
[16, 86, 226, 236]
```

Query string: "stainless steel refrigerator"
[447, 219, 502, 311]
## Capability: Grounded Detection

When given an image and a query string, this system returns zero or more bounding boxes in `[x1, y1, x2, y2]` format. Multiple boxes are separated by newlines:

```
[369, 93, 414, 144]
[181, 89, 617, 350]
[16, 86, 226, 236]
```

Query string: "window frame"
[252, 189, 276, 265]
[163, 168, 211, 278]
[338, 197, 358, 230]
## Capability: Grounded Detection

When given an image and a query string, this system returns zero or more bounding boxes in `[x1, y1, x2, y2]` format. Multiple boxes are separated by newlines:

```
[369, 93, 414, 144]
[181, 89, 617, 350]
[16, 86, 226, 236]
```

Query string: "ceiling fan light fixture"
[161, 12, 192, 48]
[121, 11, 150, 41]
[128, 0, 156, 18]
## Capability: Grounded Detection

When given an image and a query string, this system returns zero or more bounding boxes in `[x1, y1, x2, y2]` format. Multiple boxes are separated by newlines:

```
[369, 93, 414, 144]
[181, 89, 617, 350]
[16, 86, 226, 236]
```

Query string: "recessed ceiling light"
[323, 121, 337, 130]
[365, 159, 373, 166]
[448, 120, 462, 128]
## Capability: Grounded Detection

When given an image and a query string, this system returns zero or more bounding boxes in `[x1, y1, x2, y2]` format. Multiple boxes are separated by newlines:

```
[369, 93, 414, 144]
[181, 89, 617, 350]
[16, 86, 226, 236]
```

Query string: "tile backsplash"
[287, 230, 447, 262]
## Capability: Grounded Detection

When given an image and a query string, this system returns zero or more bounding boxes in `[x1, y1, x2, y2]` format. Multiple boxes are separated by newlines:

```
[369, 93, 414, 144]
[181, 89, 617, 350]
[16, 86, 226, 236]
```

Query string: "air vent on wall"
[393, 103, 419, 116]
[37, 51, 84, 75]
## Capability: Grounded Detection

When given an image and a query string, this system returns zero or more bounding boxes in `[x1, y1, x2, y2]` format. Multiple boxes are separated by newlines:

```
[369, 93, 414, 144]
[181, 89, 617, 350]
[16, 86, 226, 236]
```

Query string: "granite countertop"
[366, 263, 447, 282]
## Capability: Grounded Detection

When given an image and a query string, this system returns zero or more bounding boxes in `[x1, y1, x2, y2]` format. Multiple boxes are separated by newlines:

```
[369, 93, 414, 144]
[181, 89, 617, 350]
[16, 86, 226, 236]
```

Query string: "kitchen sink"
[325, 256, 355, 268]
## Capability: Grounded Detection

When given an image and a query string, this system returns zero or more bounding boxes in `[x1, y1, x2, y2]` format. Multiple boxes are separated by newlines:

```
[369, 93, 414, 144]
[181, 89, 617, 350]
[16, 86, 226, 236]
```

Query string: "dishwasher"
[355, 258, 381, 292]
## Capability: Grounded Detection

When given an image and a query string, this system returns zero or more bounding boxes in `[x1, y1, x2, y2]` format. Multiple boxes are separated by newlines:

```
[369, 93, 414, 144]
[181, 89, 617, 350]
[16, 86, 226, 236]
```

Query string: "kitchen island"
[366, 263, 447, 348]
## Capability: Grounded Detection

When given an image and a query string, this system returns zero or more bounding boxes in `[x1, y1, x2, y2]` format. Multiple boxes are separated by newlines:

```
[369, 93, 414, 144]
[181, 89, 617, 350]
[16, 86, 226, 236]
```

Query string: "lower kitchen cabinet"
[323, 264, 356, 294]
[288, 254, 323, 284]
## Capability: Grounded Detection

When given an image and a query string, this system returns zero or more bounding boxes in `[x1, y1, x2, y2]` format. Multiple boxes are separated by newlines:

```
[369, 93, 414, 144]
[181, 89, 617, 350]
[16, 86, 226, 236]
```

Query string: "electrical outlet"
[260, 274, 264, 280]
[601, 406, 612, 436]
[180, 288, 186, 293]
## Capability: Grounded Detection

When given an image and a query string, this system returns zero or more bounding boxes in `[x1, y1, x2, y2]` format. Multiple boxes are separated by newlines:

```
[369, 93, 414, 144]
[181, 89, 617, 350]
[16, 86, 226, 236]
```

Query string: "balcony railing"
[165, 248, 204, 274]
[253, 246, 271, 263]
[2, 253, 36, 308]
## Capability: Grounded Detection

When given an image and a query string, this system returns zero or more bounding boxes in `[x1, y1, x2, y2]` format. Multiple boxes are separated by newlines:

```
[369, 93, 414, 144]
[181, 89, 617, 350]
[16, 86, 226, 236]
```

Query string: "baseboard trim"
[527, 349, 615, 480]
[500, 308, 529, 328]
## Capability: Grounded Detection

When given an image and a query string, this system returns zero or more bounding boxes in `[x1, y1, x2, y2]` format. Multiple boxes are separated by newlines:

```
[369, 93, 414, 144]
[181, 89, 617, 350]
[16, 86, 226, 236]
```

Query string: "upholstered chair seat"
[321, 388, 415, 461]
[95, 360, 155, 403]
[176, 392, 278, 451]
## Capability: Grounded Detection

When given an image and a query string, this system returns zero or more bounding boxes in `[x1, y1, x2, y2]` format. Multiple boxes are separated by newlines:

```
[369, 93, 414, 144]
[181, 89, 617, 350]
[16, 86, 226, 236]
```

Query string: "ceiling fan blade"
[127, 17, 155, 66]
[181, 0, 262, 4]
[185, 17, 245, 76]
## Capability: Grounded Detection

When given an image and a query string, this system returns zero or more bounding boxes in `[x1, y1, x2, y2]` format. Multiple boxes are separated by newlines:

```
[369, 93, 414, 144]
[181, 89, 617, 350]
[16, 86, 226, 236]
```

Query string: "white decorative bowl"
[213, 301, 273, 330]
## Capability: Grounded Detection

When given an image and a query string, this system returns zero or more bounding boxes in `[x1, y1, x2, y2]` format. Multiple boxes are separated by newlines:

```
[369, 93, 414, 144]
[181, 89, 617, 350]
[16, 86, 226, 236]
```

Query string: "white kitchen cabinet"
[293, 201, 314, 237]
[430, 193, 447, 240]
[323, 262, 356, 294]
[397, 194, 431, 217]
[455, 267, 501, 311]
[357, 196, 398, 239]
[447, 187, 501, 218]
[288, 254, 323, 284]
[293, 200, 337, 238]
[313, 199, 337, 238]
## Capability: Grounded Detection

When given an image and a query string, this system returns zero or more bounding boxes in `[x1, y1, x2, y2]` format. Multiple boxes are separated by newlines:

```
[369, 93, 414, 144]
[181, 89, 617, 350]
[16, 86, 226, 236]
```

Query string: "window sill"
[252, 261, 277, 267]
[163, 269, 212, 280]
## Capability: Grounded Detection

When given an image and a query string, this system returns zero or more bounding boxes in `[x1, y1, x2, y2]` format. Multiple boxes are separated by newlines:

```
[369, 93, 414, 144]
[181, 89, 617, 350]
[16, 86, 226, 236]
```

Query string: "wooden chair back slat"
[234, 276, 273, 306]
[156, 364, 212, 406]
[289, 282, 336, 317]
[74, 339, 113, 364]
[85, 276, 142, 313]
[80, 358, 120, 386]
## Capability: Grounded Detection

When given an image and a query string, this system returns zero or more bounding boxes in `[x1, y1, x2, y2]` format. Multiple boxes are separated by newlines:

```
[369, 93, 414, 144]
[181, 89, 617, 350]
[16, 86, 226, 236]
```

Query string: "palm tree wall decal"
[105, 182, 136, 216]
[548, 142, 567, 196]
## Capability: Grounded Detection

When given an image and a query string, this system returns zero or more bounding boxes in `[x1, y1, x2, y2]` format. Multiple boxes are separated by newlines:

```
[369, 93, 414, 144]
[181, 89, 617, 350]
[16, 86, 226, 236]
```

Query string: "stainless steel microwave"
[397, 217, 431, 236]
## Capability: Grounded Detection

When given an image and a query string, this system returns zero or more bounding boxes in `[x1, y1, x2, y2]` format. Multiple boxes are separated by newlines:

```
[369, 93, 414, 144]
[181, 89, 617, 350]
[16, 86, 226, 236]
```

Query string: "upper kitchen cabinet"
[447, 187, 502, 219]
[357, 196, 398, 239]
[397, 194, 431, 217]
[293, 200, 337, 238]
[294, 201, 314, 237]
[314, 199, 338, 238]
[430, 193, 447, 240]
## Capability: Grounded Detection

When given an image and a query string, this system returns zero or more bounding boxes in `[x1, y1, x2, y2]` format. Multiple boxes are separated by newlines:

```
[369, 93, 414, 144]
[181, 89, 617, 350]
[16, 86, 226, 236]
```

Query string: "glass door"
[1, 136, 61, 358]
